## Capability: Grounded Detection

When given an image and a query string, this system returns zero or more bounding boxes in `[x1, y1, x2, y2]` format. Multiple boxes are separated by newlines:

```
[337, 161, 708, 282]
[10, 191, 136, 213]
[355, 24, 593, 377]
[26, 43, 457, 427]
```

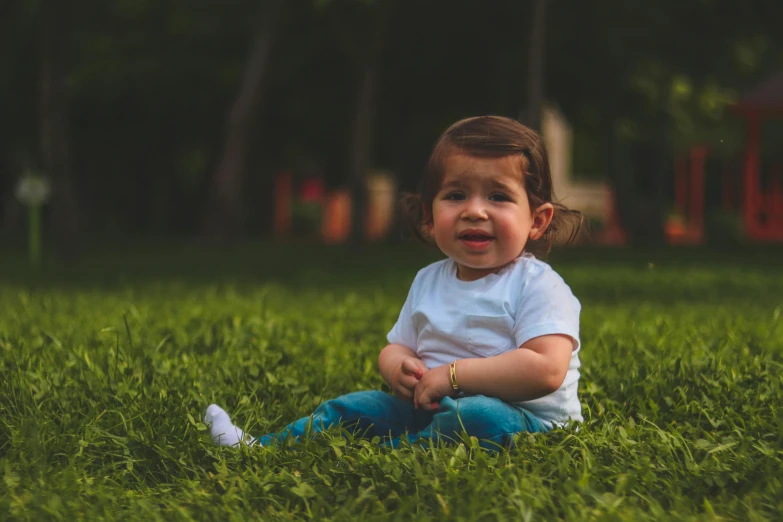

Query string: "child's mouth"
[458, 231, 495, 249]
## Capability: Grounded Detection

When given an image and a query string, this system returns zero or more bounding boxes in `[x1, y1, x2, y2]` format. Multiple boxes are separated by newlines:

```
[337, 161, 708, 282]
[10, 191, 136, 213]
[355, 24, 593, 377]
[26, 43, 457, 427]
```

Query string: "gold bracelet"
[449, 360, 460, 392]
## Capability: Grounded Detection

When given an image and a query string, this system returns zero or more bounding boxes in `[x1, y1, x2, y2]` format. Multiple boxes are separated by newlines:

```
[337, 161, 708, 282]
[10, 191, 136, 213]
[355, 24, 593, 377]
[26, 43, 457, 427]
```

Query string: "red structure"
[732, 72, 783, 241]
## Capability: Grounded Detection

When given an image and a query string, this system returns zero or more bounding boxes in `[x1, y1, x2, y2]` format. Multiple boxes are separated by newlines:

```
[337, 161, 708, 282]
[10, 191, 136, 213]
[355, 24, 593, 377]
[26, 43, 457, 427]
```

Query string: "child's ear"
[422, 205, 433, 230]
[529, 203, 554, 240]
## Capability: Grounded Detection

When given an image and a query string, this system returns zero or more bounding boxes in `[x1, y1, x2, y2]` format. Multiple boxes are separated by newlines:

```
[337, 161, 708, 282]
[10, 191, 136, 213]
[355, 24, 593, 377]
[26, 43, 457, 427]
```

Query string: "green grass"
[1, 243, 782, 521]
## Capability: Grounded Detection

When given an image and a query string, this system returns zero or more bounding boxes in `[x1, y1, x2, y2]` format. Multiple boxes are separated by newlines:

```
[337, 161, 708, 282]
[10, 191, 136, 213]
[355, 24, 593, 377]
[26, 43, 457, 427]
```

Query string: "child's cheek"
[493, 219, 514, 239]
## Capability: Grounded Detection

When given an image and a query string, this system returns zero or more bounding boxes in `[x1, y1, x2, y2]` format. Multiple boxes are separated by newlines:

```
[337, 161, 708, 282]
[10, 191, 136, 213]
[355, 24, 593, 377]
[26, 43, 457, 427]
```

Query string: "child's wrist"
[449, 360, 461, 393]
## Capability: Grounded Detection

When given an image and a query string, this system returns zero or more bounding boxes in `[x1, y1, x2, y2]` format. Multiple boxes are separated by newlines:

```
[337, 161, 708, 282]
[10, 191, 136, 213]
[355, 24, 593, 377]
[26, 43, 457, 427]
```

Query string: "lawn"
[1, 243, 782, 521]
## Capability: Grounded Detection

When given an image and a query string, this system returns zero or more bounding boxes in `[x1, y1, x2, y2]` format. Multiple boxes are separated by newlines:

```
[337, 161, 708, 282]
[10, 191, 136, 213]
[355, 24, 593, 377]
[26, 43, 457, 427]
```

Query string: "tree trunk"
[522, 0, 546, 129]
[204, 0, 282, 240]
[349, 64, 376, 245]
[605, 110, 670, 247]
[40, 0, 79, 256]
[635, 107, 670, 245]
[349, 0, 391, 245]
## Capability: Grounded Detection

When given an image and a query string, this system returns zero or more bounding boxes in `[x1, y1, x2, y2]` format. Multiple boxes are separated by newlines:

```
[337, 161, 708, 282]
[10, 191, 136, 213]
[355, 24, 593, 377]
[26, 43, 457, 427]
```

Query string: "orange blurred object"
[321, 190, 351, 243]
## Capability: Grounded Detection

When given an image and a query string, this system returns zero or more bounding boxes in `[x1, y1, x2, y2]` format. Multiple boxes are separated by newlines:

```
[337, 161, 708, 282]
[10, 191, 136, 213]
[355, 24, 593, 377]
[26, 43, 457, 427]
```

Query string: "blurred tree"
[521, 0, 546, 130]
[347, 0, 392, 245]
[311, 0, 393, 244]
[0, 1, 37, 232]
[204, 0, 285, 239]
[40, 0, 80, 254]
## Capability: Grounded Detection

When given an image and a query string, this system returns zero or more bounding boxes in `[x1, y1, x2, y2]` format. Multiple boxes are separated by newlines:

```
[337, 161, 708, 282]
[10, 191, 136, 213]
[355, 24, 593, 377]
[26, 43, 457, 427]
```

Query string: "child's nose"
[461, 197, 488, 220]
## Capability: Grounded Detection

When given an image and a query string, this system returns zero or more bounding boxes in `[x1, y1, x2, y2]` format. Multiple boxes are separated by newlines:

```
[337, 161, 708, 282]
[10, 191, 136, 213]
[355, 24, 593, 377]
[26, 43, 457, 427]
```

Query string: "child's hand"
[391, 357, 428, 402]
[414, 364, 454, 411]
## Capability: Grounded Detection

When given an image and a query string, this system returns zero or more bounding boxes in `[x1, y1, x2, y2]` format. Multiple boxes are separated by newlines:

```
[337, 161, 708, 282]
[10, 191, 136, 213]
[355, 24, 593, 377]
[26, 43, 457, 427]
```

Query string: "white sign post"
[15, 170, 51, 267]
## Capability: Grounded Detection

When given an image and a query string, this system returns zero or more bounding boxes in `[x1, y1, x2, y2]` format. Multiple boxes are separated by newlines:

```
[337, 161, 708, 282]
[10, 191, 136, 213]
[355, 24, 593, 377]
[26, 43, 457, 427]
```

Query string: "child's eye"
[489, 193, 511, 202]
[444, 191, 465, 201]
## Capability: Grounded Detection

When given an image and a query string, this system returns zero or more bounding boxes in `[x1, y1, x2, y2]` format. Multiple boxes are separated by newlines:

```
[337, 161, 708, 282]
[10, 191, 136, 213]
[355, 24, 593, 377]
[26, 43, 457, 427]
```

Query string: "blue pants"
[257, 390, 549, 449]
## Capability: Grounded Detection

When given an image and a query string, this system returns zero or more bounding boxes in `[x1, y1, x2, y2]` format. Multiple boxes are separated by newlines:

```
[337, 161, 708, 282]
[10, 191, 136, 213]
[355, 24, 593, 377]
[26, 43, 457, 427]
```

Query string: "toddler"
[205, 115, 583, 449]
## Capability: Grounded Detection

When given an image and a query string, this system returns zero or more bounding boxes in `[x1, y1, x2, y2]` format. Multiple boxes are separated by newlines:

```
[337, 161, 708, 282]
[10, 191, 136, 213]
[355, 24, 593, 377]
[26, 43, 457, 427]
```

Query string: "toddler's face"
[428, 153, 551, 281]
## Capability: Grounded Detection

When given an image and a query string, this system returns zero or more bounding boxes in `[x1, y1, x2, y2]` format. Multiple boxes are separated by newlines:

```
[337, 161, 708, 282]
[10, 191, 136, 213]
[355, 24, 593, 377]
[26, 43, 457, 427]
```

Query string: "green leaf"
[707, 442, 737, 454]
[291, 483, 317, 498]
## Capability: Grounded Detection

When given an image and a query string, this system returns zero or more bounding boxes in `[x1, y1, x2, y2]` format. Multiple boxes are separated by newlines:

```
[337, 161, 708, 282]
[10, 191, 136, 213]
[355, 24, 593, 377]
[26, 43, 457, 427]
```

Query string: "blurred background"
[2, 0, 783, 263]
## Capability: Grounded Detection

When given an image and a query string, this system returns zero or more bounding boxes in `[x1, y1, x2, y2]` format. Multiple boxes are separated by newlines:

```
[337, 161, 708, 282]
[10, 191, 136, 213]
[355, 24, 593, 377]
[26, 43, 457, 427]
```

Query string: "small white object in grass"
[15, 172, 51, 205]
[204, 404, 258, 447]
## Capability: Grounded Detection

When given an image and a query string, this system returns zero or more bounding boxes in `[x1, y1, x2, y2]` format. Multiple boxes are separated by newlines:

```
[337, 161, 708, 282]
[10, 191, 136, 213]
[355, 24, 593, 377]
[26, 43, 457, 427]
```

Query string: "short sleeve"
[513, 267, 581, 351]
[386, 274, 420, 349]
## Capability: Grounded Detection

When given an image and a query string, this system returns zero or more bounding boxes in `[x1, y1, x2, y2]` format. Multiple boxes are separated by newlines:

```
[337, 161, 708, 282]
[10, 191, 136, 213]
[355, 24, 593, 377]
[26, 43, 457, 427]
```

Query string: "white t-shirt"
[386, 254, 582, 427]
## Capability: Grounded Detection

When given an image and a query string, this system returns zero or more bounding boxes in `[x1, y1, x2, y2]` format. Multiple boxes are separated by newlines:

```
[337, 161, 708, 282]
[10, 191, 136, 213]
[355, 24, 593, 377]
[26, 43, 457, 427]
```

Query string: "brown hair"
[401, 115, 584, 258]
